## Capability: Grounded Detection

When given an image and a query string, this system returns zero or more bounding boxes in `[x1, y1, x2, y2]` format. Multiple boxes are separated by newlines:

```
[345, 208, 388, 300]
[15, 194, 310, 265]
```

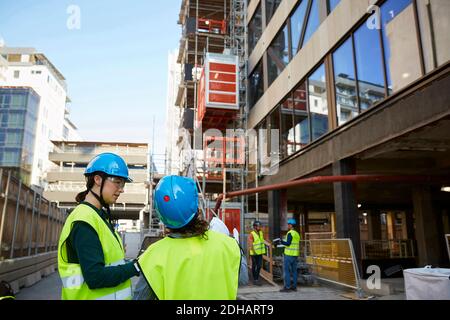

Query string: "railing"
[305, 232, 337, 240]
[360, 240, 416, 259]
[46, 182, 146, 193]
[52, 144, 148, 155]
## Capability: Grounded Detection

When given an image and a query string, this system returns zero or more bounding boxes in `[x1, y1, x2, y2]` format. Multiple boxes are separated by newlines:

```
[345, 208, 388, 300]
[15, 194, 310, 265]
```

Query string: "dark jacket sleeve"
[281, 233, 293, 246]
[69, 221, 139, 289]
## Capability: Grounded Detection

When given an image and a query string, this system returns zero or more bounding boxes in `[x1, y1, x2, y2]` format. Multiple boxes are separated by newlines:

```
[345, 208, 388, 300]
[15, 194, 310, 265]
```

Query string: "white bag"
[403, 266, 450, 300]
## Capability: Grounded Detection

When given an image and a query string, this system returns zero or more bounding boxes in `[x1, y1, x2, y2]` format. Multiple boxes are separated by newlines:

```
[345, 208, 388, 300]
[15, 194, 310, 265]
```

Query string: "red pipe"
[213, 174, 449, 212]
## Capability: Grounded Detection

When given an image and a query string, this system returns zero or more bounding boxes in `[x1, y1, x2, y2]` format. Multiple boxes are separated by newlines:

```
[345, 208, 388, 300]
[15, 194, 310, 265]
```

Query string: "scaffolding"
[176, 0, 249, 245]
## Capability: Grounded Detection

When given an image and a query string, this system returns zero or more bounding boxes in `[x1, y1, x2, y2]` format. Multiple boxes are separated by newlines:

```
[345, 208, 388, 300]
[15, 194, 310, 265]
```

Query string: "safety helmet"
[154, 175, 199, 229]
[85, 153, 132, 182]
[287, 218, 297, 225]
[253, 220, 261, 227]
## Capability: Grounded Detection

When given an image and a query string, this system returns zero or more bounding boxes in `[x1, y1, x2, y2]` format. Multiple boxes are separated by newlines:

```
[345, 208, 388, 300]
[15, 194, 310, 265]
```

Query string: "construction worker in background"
[274, 218, 301, 292]
[135, 175, 241, 300]
[248, 220, 266, 286]
[57, 153, 140, 300]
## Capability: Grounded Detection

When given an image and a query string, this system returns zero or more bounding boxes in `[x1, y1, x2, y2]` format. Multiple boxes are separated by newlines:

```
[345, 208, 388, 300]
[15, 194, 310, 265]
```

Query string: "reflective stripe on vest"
[250, 230, 266, 256]
[138, 230, 241, 300]
[57, 204, 132, 300]
[284, 230, 300, 256]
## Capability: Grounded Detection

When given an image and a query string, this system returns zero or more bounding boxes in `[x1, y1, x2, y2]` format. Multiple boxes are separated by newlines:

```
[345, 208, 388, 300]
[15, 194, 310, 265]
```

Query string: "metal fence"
[305, 239, 362, 294]
[360, 240, 416, 259]
[0, 170, 67, 260]
[305, 232, 336, 240]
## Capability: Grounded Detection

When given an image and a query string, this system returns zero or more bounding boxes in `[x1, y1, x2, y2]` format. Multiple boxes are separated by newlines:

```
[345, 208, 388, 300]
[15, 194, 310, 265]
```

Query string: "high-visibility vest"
[284, 230, 300, 257]
[138, 230, 241, 300]
[250, 230, 266, 256]
[57, 203, 132, 300]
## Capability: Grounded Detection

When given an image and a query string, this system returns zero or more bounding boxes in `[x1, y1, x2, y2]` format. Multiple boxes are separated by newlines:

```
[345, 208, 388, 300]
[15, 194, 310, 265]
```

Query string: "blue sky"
[0, 0, 181, 157]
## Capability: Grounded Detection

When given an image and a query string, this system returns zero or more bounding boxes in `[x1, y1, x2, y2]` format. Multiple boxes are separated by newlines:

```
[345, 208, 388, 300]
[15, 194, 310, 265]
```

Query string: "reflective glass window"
[290, 0, 308, 56]
[248, 4, 263, 55]
[267, 23, 290, 86]
[266, 0, 283, 25]
[308, 64, 328, 141]
[333, 37, 358, 125]
[354, 22, 386, 111]
[381, 0, 421, 93]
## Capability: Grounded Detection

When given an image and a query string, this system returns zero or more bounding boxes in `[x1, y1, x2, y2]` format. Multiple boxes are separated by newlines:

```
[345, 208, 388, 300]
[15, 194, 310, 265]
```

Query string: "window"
[292, 82, 310, 151]
[248, 4, 263, 55]
[327, 0, 341, 13]
[249, 60, 264, 109]
[332, 37, 358, 125]
[308, 64, 328, 141]
[14, 70, 20, 79]
[302, 0, 320, 47]
[290, 0, 309, 56]
[280, 94, 296, 158]
[380, 0, 421, 93]
[267, 23, 290, 86]
[266, 0, 283, 25]
[268, 108, 280, 165]
[353, 22, 386, 111]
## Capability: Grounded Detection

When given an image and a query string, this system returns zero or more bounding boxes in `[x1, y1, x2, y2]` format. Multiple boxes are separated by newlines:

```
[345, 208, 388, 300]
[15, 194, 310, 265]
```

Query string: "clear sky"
[0, 0, 181, 161]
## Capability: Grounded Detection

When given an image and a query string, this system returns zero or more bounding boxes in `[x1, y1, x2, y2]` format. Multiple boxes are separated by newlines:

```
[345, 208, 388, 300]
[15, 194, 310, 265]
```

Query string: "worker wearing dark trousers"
[248, 220, 266, 286]
[274, 219, 301, 292]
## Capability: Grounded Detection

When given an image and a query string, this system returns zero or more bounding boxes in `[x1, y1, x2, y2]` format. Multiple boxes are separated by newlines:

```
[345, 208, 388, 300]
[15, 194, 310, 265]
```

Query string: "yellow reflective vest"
[57, 203, 132, 300]
[138, 230, 241, 300]
[250, 230, 266, 256]
[284, 230, 300, 257]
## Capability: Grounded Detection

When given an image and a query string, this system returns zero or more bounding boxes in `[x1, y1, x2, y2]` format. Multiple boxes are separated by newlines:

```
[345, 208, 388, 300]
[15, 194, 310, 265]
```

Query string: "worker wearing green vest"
[57, 153, 140, 300]
[135, 175, 241, 300]
[248, 220, 266, 286]
[274, 218, 301, 292]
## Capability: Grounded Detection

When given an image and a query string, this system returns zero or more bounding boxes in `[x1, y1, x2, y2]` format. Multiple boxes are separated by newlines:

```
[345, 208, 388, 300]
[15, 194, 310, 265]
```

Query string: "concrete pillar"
[332, 159, 361, 264]
[405, 210, 416, 240]
[368, 209, 382, 240]
[268, 189, 286, 240]
[412, 186, 447, 266]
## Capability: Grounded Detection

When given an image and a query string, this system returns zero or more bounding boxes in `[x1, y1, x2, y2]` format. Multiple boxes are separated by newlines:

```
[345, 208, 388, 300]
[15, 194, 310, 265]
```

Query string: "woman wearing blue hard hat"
[134, 175, 241, 300]
[57, 153, 140, 300]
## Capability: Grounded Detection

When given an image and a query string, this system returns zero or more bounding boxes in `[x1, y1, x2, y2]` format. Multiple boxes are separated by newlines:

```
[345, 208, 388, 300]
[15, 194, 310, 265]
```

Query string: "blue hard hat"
[287, 218, 297, 225]
[85, 153, 132, 182]
[154, 175, 199, 229]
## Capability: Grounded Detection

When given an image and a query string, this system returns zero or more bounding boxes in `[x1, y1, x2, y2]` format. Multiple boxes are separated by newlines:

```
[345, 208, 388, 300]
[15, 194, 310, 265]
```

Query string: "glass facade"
[332, 37, 358, 125]
[380, 0, 422, 94]
[249, 60, 264, 109]
[248, 4, 263, 56]
[267, 23, 290, 86]
[0, 88, 40, 184]
[249, 0, 449, 162]
[266, 0, 283, 26]
[308, 64, 328, 141]
[290, 0, 309, 56]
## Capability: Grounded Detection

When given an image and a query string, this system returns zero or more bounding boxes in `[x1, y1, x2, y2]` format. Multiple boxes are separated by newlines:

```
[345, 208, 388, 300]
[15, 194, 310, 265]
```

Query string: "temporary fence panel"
[305, 239, 362, 292]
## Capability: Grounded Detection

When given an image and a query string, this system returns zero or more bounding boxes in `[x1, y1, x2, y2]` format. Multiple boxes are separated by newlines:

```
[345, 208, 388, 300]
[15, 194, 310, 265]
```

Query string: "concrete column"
[405, 210, 416, 240]
[412, 186, 447, 266]
[268, 189, 286, 240]
[332, 159, 361, 264]
[368, 209, 382, 240]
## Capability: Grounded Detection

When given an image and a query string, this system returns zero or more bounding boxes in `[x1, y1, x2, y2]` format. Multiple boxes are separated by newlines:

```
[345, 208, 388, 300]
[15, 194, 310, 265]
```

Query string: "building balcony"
[46, 168, 148, 183]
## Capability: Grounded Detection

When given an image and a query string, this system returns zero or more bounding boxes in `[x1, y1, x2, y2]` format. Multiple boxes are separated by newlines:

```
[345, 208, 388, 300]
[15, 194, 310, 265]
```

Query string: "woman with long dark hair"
[57, 153, 140, 300]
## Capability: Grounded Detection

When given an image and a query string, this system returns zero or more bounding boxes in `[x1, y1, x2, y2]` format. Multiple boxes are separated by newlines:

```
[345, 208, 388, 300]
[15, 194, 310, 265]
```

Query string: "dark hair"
[169, 213, 209, 239]
[75, 174, 96, 203]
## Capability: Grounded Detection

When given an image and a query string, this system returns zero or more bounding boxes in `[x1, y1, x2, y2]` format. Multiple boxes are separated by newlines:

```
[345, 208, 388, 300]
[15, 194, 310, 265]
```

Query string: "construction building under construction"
[175, 0, 450, 285]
